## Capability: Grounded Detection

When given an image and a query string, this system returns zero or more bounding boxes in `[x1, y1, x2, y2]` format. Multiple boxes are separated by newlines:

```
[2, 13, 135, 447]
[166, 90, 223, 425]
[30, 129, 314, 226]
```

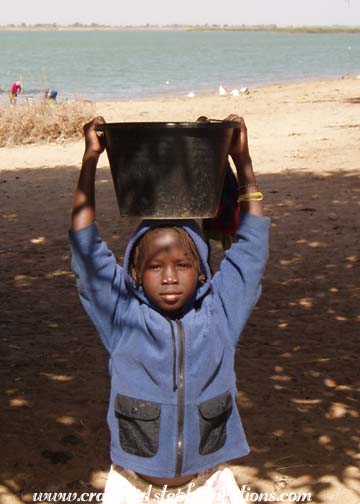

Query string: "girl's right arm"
[70, 117, 125, 353]
[71, 116, 106, 231]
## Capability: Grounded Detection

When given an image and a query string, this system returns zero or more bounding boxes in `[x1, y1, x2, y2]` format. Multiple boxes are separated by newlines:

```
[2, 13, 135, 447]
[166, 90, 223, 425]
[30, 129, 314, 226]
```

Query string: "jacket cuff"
[237, 212, 271, 233]
[68, 222, 100, 252]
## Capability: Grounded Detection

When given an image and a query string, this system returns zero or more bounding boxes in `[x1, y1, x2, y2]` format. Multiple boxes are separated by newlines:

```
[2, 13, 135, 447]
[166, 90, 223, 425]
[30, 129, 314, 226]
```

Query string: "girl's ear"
[198, 273, 206, 284]
[131, 267, 141, 286]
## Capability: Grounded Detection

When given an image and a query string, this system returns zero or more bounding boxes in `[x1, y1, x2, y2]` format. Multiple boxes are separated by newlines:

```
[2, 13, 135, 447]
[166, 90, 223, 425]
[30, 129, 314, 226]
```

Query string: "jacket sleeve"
[212, 212, 270, 346]
[68, 222, 124, 353]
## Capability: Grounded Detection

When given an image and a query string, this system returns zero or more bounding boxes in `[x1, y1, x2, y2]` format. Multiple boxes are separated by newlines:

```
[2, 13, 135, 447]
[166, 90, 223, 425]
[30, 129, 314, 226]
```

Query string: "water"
[0, 30, 359, 101]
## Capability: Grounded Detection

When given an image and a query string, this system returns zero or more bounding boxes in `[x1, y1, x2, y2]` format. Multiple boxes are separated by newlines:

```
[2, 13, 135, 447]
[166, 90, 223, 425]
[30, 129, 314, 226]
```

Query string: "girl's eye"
[177, 263, 192, 269]
[149, 264, 161, 271]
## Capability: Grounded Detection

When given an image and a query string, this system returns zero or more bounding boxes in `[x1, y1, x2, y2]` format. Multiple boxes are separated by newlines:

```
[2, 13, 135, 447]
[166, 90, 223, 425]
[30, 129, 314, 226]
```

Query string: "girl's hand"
[83, 116, 106, 157]
[225, 114, 251, 162]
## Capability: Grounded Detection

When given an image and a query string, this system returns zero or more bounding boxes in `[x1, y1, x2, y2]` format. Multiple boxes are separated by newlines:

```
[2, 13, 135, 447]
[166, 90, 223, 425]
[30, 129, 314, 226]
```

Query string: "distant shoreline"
[1, 75, 359, 105]
[1, 24, 360, 34]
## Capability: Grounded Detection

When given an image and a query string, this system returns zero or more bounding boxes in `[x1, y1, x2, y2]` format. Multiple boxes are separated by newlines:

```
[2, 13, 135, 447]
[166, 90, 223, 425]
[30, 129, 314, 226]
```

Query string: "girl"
[69, 115, 270, 503]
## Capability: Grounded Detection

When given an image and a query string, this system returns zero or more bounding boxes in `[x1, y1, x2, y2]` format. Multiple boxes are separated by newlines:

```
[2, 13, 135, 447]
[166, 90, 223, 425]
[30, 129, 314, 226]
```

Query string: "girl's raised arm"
[71, 116, 106, 231]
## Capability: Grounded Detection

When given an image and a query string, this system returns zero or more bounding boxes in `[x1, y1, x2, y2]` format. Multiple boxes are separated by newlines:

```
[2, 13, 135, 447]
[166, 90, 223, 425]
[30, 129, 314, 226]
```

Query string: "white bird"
[230, 89, 239, 96]
[240, 87, 250, 94]
[218, 85, 227, 96]
[187, 91, 195, 98]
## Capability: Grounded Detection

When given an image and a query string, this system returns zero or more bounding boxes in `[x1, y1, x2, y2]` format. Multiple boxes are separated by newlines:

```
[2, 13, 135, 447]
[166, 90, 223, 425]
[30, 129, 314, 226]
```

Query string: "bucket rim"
[96, 120, 241, 131]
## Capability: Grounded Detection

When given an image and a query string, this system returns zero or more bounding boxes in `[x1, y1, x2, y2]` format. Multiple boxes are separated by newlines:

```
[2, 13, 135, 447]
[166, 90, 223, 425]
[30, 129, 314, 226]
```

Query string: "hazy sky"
[1, 0, 359, 26]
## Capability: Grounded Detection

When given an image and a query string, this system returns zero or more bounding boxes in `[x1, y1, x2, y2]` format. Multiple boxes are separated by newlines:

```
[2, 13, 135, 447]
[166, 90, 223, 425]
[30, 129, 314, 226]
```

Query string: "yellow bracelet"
[237, 191, 264, 203]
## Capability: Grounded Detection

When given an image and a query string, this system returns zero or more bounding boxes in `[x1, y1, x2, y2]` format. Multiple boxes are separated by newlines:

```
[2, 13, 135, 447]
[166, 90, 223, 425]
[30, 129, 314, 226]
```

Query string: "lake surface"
[0, 30, 359, 101]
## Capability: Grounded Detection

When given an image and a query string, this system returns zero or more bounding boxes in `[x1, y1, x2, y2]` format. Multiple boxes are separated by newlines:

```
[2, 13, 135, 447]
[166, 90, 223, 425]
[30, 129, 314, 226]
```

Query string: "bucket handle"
[199, 118, 242, 129]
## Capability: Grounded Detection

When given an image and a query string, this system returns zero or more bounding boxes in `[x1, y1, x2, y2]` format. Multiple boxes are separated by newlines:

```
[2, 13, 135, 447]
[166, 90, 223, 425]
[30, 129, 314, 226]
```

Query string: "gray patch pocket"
[198, 391, 232, 455]
[115, 394, 161, 458]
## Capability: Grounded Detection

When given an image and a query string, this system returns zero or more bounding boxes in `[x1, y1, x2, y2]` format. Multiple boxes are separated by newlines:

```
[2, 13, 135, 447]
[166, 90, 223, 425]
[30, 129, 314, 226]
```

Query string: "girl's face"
[138, 229, 199, 316]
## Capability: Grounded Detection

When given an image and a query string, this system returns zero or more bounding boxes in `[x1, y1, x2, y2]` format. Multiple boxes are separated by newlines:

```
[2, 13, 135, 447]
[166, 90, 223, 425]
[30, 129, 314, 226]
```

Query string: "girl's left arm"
[213, 115, 270, 345]
[212, 212, 270, 346]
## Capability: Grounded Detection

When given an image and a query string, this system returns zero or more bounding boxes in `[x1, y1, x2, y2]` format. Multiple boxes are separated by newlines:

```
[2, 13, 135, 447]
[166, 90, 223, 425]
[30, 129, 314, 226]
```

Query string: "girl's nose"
[162, 266, 178, 284]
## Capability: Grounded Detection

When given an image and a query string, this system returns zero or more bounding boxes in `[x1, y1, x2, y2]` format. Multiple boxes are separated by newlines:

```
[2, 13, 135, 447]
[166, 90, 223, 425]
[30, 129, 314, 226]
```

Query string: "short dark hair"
[131, 226, 203, 286]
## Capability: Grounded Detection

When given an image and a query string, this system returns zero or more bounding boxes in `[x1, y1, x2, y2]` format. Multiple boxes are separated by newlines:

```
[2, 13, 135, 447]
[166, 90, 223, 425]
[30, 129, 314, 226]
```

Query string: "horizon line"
[1, 23, 360, 29]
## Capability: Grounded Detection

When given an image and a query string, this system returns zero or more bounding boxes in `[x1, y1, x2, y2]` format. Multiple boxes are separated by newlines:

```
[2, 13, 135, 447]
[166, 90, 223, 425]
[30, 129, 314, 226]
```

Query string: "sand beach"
[1, 77, 359, 503]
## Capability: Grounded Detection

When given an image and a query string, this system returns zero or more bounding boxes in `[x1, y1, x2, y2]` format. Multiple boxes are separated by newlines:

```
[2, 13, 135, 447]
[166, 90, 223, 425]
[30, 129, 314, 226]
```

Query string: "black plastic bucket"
[96, 121, 240, 219]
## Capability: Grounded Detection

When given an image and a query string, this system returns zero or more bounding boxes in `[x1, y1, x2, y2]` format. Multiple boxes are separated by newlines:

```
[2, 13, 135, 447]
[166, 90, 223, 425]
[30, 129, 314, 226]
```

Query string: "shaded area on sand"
[0, 165, 359, 503]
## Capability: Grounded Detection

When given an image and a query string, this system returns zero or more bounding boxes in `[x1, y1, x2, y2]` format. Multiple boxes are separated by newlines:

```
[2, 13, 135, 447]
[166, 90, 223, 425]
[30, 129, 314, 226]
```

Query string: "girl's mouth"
[160, 292, 182, 303]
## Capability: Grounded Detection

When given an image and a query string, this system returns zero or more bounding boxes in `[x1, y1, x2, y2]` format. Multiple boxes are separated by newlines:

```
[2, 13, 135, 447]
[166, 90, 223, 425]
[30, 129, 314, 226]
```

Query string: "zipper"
[175, 319, 185, 476]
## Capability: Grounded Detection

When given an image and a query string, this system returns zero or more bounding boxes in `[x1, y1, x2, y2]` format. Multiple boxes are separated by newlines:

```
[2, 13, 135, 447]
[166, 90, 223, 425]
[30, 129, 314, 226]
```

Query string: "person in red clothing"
[9, 81, 22, 105]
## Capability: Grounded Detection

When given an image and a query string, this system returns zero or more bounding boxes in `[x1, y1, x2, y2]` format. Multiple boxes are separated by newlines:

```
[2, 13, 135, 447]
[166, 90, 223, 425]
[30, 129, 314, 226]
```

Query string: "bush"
[0, 100, 95, 147]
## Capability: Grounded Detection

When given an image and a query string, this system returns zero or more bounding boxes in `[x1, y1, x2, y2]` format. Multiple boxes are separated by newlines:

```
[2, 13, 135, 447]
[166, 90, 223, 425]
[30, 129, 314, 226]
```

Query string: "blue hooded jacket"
[69, 212, 270, 478]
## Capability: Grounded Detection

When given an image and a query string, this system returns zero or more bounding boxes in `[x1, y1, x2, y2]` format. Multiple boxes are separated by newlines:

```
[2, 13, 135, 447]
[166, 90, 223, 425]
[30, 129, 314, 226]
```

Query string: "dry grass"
[0, 100, 95, 147]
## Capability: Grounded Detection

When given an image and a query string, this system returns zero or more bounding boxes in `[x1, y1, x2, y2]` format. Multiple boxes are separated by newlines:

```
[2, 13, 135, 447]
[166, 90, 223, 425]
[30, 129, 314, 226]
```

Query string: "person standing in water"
[9, 81, 22, 105]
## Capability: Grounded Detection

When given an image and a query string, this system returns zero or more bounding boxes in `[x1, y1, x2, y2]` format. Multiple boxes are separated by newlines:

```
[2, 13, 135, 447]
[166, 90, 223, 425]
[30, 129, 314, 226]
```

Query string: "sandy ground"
[1, 78, 359, 504]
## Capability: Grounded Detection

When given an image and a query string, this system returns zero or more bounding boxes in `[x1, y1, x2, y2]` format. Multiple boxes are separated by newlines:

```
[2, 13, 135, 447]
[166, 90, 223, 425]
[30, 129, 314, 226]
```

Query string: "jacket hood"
[123, 219, 212, 312]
